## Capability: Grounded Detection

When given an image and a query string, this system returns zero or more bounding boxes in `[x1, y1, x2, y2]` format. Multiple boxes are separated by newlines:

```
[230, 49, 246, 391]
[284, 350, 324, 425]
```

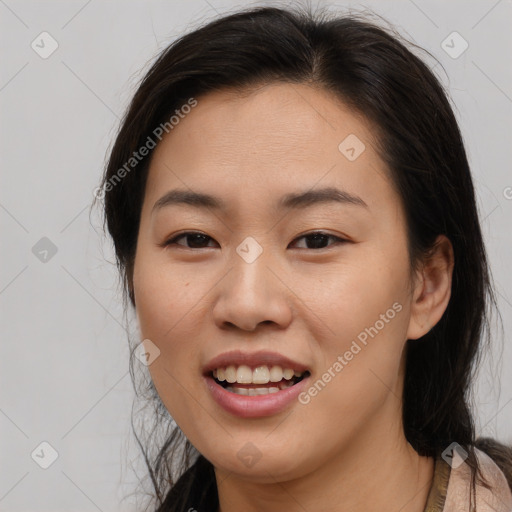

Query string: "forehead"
[153, 83, 373, 160]
[144, 82, 391, 213]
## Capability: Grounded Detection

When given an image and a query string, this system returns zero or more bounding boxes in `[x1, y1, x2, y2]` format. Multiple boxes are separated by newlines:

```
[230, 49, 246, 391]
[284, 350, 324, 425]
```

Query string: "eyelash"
[162, 231, 347, 250]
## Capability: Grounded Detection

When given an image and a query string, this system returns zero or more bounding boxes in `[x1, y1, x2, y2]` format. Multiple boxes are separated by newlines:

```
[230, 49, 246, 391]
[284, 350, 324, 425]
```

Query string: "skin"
[132, 82, 454, 512]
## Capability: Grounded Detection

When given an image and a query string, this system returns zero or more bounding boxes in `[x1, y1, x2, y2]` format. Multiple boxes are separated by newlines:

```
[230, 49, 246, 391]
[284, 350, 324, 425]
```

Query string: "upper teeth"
[213, 365, 304, 384]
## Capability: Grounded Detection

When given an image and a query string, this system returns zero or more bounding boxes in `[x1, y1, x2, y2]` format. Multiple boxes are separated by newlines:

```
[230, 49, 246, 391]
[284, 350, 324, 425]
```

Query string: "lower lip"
[203, 374, 310, 418]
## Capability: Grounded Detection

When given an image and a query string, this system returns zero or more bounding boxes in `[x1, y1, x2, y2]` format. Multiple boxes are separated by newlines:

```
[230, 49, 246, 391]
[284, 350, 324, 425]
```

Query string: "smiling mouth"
[211, 370, 311, 395]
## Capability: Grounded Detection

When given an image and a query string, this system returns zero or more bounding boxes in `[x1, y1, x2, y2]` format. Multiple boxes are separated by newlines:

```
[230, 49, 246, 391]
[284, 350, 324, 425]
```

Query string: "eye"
[289, 231, 347, 250]
[163, 231, 218, 249]
[162, 230, 346, 250]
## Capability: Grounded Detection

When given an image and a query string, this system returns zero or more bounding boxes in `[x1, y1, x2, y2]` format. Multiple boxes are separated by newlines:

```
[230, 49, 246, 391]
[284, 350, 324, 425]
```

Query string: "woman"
[97, 5, 512, 512]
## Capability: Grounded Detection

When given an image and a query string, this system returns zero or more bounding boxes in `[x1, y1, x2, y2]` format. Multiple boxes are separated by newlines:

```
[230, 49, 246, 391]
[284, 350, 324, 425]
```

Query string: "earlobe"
[406, 235, 454, 340]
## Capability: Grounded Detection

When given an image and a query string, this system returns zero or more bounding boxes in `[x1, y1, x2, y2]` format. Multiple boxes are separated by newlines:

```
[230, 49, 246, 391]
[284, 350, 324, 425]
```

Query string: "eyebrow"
[151, 186, 368, 216]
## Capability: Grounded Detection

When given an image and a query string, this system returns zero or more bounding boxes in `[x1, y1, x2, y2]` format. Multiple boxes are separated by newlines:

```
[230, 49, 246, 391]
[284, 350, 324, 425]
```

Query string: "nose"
[212, 249, 293, 332]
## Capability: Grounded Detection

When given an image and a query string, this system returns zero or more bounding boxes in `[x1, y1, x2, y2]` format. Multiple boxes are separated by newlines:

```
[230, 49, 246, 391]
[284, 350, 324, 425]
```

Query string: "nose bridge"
[230, 234, 274, 301]
[213, 234, 291, 330]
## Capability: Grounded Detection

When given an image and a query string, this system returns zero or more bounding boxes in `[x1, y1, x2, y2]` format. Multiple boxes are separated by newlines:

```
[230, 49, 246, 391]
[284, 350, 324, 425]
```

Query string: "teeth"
[269, 365, 283, 382]
[225, 365, 237, 383]
[213, 364, 305, 384]
[283, 368, 294, 380]
[236, 365, 253, 383]
[225, 379, 296, 395]
[252, 365, 270, 384]
[225, 386, 281, 396]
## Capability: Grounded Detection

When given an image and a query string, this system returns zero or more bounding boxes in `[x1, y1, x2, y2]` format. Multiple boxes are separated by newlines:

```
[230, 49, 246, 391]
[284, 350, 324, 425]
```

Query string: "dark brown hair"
[95, 5, 511, 511]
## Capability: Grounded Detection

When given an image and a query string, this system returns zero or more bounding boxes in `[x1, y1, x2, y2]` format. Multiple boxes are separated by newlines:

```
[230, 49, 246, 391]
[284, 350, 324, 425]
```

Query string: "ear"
[406, 235, 454, 340]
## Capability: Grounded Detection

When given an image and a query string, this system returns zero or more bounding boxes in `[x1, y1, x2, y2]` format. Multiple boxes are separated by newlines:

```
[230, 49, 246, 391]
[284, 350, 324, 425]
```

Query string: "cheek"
[299, 244, 410, 401]
[132, 257, 203, 394]
[296, 279, 408, 446]
[133, 258, 209, 428]
[133, 251, 206, 339]
[298, 249, 409, 342]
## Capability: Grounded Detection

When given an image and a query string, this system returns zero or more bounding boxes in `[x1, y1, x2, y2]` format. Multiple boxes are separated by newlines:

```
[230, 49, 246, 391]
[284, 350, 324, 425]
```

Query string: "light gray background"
[1, 0, 511, 510]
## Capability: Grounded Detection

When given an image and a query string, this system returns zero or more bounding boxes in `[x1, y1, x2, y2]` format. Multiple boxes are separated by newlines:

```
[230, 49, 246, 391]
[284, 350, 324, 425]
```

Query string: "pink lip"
[203, 373, 311, 418]
[202, 349, 310, 374]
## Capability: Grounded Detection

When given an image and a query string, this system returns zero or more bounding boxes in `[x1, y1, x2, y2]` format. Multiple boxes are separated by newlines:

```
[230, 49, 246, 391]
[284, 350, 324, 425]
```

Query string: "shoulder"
[444, 447, 512, 512]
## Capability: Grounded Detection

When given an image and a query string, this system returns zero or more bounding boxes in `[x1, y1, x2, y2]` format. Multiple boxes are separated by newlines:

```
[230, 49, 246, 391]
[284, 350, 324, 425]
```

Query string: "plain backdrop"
[1, 0, 511, 510]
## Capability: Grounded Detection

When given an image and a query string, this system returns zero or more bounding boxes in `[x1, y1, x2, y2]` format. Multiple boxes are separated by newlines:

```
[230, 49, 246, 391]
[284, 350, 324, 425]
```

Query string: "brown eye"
[289, 232, 346, 250]
[163, 230, 346, 251]
[164, 232, 217, 249]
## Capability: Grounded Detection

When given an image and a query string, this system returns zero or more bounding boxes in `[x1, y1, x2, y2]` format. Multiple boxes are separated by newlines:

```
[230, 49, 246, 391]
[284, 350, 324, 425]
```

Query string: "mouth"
[203, 362, 312, 417]
[202, 351, 312, 416]
[209, 368, 311, 396]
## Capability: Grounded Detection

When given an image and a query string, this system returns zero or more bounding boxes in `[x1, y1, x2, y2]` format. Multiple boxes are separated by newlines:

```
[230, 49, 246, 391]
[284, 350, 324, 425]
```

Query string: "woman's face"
[132, 83, 423, 481]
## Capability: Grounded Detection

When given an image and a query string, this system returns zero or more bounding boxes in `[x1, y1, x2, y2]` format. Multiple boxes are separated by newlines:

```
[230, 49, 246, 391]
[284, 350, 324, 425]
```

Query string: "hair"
[95, 4, 512, 511]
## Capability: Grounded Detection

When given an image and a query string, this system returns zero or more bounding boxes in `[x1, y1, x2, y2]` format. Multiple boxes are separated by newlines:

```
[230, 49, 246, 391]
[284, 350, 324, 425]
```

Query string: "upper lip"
[203, 350, 310, 375]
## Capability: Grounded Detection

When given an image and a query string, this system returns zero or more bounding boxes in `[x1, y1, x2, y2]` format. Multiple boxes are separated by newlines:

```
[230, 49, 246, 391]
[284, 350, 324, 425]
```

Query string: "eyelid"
[160, 230, 218, 248]
[289, 231, 347, 249]
[161, 230, 348, 250]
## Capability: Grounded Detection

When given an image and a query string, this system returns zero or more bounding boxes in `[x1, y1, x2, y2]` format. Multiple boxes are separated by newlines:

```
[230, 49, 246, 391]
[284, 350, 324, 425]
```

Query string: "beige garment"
[424, 447, 512, 512]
